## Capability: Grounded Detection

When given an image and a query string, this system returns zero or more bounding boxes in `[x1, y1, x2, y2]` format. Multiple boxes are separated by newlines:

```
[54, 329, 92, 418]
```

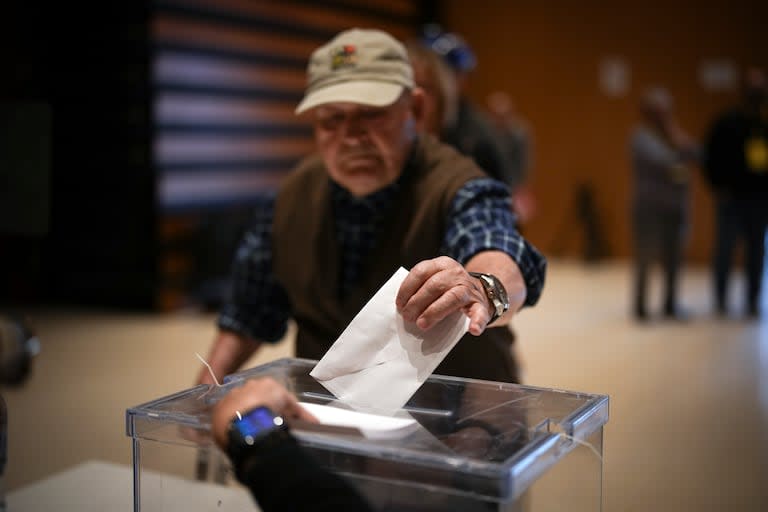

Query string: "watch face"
[233, 406, 282, 439]
[469, 272, 509, 318]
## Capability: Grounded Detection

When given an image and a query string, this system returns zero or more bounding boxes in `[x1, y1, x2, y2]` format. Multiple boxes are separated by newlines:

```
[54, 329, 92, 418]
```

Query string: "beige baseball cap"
[295, 28, 414, 114]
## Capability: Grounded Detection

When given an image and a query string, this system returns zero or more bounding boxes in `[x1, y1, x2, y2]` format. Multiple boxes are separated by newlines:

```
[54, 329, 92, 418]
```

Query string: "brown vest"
[272, 135, 519, 383]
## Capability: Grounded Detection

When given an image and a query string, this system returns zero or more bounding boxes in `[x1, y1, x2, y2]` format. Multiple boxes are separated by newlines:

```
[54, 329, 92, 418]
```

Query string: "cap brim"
[295, 81, 405, 114]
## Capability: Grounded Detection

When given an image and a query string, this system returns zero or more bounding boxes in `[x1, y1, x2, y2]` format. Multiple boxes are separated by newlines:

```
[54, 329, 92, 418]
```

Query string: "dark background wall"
[1, 0, 423, 311]
[2, 3, 156, 309]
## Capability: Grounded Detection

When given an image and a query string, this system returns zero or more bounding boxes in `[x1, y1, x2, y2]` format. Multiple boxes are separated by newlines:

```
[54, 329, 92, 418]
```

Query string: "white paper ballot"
[297, 402, 419, 439]
[310, 267, 470, 413]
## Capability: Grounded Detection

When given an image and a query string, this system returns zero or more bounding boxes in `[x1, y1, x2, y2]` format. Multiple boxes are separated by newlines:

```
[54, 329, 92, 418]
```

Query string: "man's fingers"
[396, 259, 440, 309]
[279, 391, 319, 423]
[400, 273, 447, 322]
[397, 257, 494, 333]
[398, 258, 464, 320]
[410, 283, 473, 329]
[285, 400, 320, 424]
[466, 301, 490, 336]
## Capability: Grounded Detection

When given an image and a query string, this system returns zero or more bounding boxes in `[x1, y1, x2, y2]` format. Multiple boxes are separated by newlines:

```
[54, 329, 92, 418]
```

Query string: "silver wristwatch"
[468, 272, 510, 324]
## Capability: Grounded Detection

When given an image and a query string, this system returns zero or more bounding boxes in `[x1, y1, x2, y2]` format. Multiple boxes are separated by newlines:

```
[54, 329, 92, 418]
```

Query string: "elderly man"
[197, 28, 546, 387]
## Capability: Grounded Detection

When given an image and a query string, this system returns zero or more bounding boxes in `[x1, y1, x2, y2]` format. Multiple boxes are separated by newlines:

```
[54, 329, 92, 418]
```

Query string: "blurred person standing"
[420, 25, 508, 185]
[629, 87, 700, 321]
[703, 67, 768, 318]
[486, 91, 537, 226]
[485, 91, 534, 194]
[404, 41, 458, 139]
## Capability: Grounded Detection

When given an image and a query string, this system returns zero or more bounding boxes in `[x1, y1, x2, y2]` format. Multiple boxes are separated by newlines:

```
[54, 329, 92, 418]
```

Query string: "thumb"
[466, 301, 490, 336]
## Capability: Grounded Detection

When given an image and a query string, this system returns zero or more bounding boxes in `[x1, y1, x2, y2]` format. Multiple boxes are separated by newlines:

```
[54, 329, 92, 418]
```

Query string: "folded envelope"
[310, 267, 470, 413]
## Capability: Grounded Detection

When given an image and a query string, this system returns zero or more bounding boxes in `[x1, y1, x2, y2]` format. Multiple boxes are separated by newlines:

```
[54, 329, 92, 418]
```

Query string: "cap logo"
[331, 45, 357, 70]
[295, 29, 414, 114]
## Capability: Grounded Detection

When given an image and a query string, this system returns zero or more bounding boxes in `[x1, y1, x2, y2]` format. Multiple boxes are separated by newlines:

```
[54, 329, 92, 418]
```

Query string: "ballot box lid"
[127, 357, 609, 502]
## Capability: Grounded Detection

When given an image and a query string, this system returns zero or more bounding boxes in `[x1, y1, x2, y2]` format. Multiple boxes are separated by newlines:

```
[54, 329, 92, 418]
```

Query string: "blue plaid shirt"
[218, 177, 546, 342]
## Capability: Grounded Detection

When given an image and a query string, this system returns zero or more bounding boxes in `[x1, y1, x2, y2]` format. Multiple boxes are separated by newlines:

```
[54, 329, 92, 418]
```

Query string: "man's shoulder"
[273, 154, 328, 218]
[415, 135, 484, 178]
[291, 153, 326, 175]
[280, 154, 327, 190]
[410, 135, 489, 200]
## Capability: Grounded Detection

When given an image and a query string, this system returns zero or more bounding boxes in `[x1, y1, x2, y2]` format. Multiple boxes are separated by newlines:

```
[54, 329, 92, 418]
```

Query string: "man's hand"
[396, 256, 492, 336]
[196, 331, 261, 387]
[211, 377, 318, 450]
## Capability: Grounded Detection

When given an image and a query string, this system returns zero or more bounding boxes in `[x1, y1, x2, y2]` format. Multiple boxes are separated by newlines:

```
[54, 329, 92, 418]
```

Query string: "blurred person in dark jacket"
[404, 41, 457, 139]
[703, 67, 768, 318]
[486, 91, 537, 227]
[629, 87, 700, 321]
[420, 25, 508, 186]
[486, 91, 534, 194]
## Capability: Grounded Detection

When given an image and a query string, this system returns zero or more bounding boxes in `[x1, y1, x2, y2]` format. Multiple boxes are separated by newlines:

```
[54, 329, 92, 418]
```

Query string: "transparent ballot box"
[126, 358, 609, 511]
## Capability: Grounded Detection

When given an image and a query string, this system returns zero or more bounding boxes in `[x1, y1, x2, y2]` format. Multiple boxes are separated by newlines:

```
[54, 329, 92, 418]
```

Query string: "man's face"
[312, 93, 418, 197]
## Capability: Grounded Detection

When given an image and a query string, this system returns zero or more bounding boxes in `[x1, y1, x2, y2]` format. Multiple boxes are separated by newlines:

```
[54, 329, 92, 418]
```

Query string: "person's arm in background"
[197, 195, 292, 386]
[212, 378, 373, 512]
[632, 128, 684, 167]
[631, 126, 699, 187]
[396, 178, 546, 335]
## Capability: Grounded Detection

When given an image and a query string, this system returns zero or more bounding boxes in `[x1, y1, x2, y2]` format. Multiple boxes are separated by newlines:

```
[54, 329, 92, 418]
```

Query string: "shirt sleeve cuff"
[217, 307, 287, 343]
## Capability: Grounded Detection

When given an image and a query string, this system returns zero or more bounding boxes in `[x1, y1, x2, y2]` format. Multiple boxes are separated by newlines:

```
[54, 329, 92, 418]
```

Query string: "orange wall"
[443, 0, 768, 263]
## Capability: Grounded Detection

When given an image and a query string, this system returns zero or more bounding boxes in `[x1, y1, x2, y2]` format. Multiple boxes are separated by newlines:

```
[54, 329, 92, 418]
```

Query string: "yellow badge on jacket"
[745, 136, 768, 173]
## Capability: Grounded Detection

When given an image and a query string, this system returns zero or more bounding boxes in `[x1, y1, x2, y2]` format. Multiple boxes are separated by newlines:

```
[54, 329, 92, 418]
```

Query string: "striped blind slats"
[155, 52, 307, 90]
[153, 16, 318, 59]
[156, 94, 308, 125]
[156, 135, 315, 162]
[159, 169, 289, 205]
[160, 0, 417, 36]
